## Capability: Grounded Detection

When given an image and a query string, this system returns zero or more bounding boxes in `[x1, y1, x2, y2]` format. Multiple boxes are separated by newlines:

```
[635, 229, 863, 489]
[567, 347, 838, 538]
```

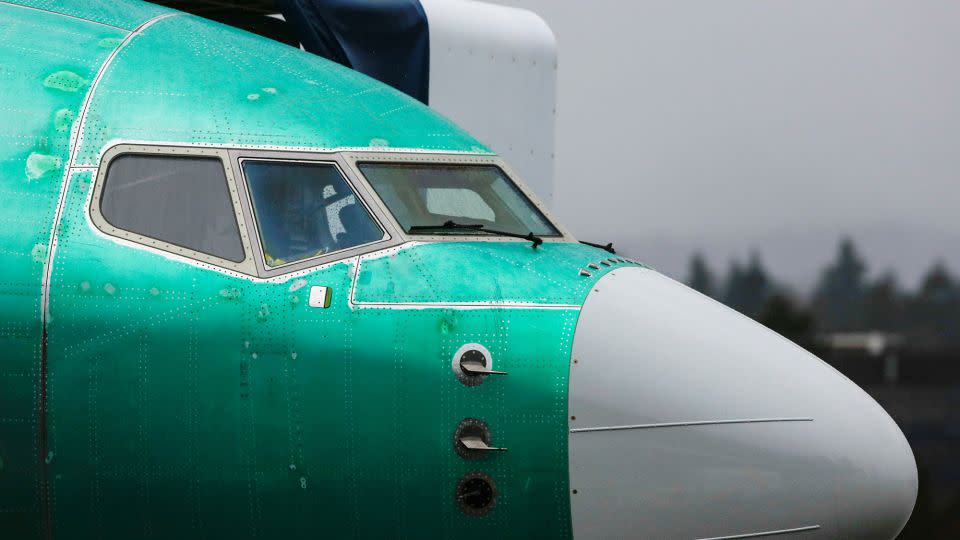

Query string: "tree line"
[686, 238, 960, 351]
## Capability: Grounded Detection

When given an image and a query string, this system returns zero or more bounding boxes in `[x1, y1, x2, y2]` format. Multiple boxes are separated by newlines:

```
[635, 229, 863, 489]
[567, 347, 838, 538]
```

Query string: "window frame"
[340, 151, 572, 244]
[90, 144, 258, 275]
[92, 146, 571, 278]
[232, 153, 396, 277]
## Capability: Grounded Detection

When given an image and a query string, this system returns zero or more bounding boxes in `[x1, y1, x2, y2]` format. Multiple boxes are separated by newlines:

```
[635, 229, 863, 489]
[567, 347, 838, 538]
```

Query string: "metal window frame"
[229, 150, 401, 278]
[339, 151, 574, 244]
[92, 144, 573, 278]
[90, 144, 259, 275]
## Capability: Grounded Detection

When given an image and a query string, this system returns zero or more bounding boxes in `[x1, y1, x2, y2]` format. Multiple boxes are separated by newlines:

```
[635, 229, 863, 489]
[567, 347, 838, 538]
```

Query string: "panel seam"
[0, 1, 132, 31]
[41, 12, 179, 324]
[696, 524, 821, 540]
[36, 11, 179, 540]
[569, 417, 814, 433]
[348, 249, 583, 310]
[74, 139, 494, 168]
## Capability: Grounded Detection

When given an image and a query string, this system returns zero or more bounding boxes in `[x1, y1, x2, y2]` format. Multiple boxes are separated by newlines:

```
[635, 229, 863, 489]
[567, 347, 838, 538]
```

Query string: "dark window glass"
[243, 161, 384, 267]
[100, 154, 245, 262]
[358, 163, 559, 237]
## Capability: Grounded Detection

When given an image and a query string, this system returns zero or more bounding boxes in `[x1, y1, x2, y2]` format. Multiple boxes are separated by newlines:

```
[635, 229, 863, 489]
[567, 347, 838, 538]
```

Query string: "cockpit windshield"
[357, 163, 560, 237]
[243, 160, 385, 267]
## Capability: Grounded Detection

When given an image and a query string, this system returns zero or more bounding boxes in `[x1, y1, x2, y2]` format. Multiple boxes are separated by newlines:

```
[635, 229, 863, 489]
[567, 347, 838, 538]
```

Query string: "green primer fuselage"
[0, 1, 629, 537]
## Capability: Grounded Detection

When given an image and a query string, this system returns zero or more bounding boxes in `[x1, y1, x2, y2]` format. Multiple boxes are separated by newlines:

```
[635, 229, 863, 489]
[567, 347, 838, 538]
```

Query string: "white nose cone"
[569, 268, 916, 539]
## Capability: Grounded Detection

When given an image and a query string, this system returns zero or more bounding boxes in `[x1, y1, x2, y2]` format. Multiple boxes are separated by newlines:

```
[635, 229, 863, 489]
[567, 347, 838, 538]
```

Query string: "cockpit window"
[243, 160, 385, 267]
[357, 163, 560, 236]
[100, 154, 245, 262]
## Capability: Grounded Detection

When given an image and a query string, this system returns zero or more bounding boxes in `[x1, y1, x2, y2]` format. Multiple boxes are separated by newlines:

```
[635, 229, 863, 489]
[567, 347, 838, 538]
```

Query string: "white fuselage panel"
[568, 267, 917, 539]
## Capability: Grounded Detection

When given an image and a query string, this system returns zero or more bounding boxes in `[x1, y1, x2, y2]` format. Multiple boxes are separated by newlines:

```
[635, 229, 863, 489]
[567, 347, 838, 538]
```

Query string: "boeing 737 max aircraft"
[0, 1, 916, 538]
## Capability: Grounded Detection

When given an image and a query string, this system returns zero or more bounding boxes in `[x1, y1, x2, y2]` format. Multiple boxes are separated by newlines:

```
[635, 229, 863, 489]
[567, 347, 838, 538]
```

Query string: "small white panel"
[420, 0, 557, 206]
[308, 286, 330, 308]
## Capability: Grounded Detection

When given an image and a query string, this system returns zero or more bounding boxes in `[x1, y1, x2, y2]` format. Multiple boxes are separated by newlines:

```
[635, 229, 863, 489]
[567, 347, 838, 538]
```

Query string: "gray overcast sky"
[493, 0, 960, 291]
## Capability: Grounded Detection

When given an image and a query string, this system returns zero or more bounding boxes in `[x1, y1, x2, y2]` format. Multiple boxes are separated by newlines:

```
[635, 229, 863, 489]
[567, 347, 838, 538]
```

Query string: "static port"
[456, 472, 497, 517]
[458, 349, 488, 386]
[452, 343, 506, 386]
[453, 418, 504, 460]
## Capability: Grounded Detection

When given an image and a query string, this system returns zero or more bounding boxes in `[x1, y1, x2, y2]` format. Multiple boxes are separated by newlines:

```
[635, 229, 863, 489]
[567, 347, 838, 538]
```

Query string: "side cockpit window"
[100, 154, 246, 262]
[242, 160, 385, 267]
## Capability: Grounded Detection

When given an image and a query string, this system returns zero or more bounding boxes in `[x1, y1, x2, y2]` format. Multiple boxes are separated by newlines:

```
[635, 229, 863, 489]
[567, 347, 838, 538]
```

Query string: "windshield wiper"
[408, 220, 543, 249]
[579, 240, 616, 254]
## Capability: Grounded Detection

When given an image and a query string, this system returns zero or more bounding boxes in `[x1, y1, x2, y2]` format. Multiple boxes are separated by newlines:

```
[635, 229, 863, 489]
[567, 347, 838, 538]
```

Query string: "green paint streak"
[219, 287, 242, 300]
[30, 243, 47, 263]
[54, 108, 75, 132]
[43, 70, 88, 93]
[25, 152, 62, 180]
[98, 37, 122, 49]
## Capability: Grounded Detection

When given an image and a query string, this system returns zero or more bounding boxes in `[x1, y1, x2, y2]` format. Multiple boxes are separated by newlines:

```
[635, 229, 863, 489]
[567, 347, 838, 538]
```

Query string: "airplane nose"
[568, 267, 917, 539]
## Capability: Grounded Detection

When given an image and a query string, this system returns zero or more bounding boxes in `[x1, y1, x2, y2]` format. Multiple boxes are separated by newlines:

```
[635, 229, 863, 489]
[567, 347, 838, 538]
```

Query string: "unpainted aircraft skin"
[0, 1, 917, 539]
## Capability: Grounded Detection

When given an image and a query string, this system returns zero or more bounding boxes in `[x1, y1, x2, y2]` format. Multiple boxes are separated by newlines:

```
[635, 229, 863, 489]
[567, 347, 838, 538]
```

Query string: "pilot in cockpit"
[244, 160, 381, 267]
